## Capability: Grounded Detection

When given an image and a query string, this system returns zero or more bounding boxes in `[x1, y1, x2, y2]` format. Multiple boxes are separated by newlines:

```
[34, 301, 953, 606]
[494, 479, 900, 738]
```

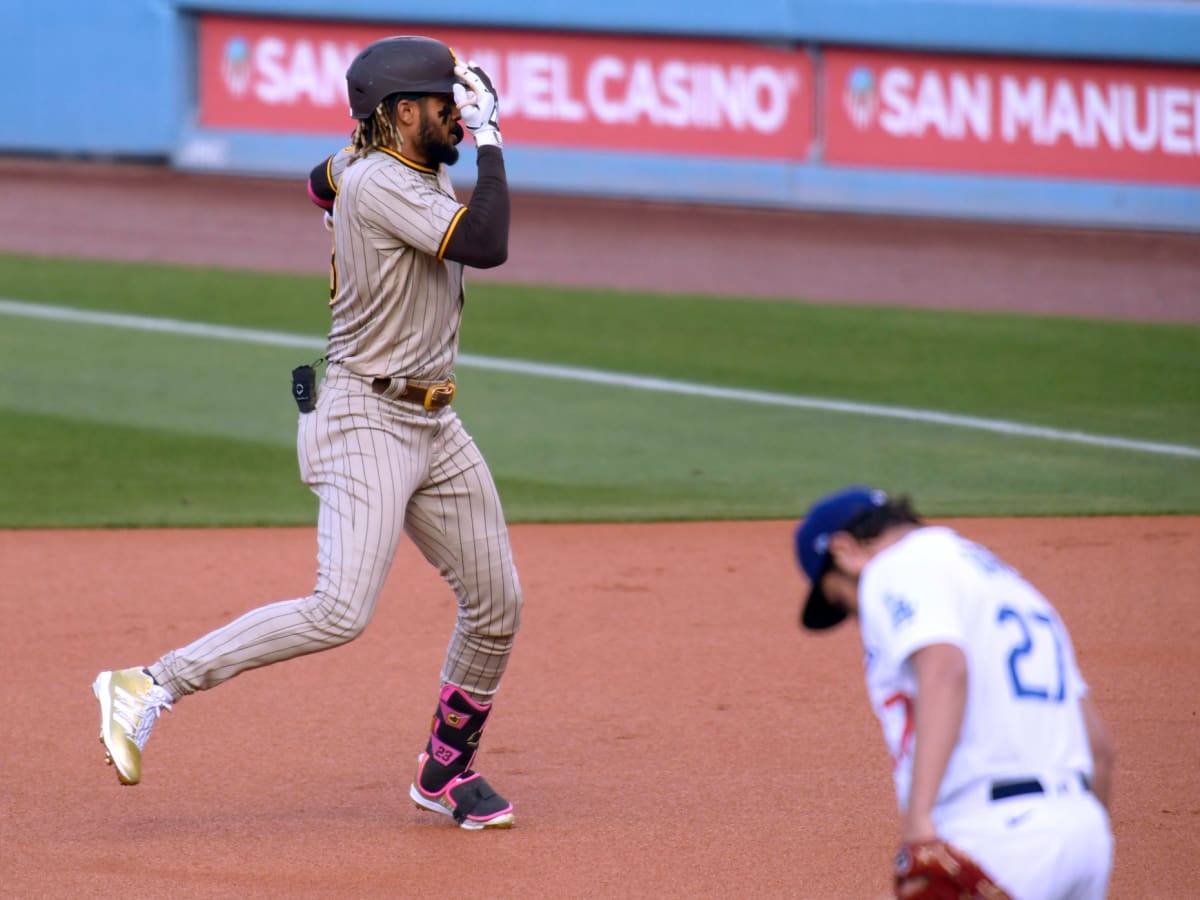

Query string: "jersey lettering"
[883, 591, 915, 630]
[997, 606, 1066, 702]
[863, 528, 1094, 826]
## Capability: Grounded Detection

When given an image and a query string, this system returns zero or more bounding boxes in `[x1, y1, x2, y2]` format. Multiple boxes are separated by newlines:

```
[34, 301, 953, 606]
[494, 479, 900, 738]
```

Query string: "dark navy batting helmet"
[346, 36, 458, 119]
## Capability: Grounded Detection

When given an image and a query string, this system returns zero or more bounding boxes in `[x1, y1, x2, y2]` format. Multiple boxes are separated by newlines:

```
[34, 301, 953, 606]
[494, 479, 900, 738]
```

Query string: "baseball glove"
[894, 840, 1011, 900]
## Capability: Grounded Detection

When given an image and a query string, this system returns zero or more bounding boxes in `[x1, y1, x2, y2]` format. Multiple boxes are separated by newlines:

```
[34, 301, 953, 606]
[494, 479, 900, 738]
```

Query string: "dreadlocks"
[351, 95, 404, 159]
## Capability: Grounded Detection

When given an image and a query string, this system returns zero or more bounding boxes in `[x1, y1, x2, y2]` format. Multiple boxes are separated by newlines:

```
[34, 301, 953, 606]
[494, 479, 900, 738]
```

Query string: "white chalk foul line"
[2, 297, 1197, 459]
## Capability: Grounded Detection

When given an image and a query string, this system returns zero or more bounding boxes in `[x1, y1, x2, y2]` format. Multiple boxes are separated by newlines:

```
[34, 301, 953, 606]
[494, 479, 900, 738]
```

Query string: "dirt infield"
[3, 520, 1199, 898]
[1, 157, 1198, 897]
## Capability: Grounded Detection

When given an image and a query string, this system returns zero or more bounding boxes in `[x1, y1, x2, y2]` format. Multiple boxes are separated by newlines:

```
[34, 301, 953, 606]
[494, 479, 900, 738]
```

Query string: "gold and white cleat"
[92, 667, 173, 785]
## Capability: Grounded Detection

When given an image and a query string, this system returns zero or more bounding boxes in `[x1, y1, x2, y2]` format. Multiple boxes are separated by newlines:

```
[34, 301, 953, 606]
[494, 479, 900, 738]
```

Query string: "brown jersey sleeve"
[441, 146, 509, 269]
[307, 155, 337, 211]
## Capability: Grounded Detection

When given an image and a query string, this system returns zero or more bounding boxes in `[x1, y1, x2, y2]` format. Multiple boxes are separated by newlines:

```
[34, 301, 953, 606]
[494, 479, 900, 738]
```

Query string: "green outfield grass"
[0, 252, 1196, 526]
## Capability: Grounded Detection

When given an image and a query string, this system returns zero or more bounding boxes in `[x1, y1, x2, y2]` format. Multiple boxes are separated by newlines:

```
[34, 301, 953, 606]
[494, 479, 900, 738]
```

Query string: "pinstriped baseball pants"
[149, 364, 522, 703]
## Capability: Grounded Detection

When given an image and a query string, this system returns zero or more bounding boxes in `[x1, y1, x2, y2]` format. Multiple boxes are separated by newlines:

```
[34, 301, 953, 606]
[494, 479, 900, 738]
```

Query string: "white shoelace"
[112, 682, 173, 750]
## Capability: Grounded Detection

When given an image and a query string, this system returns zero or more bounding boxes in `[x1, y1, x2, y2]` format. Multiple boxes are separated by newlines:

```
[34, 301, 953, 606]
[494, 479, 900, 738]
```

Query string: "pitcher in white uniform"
[794, 486, 1115, 899]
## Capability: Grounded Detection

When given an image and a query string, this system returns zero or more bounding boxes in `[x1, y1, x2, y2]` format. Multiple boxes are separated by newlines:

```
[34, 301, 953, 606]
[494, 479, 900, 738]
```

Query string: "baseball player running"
[92, 36, 522, 830]
[794, 487, 1115, 898]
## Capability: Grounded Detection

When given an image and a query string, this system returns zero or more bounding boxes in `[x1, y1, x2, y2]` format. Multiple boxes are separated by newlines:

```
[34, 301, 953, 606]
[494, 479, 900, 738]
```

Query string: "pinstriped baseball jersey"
[146, 143, 522, 705]
[326, 145, 353, 189]
[96, 45, 521, 822]
[329, 148, 466, 380]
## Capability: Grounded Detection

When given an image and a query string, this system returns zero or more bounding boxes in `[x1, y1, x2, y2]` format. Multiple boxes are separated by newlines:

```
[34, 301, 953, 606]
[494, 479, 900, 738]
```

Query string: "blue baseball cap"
[794, 485, 888, 630]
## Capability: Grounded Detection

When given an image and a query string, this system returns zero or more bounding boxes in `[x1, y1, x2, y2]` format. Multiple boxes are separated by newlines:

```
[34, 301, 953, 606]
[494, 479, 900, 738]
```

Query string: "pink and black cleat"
[409, 683, 514, 830]
[410, 753, 514, 830]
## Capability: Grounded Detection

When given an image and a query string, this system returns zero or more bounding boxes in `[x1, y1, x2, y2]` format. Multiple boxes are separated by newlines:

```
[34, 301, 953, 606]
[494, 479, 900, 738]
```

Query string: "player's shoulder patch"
[882, 591, 916, 630]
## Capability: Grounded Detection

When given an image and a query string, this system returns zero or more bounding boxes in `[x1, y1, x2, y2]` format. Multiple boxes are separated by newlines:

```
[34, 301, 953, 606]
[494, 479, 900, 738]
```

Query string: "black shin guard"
[418, 683, 493, 793]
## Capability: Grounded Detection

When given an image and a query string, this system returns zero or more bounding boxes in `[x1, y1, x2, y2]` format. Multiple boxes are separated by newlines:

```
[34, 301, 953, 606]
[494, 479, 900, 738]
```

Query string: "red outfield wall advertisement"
[825, 49, 1200, 184]
[198, 15, 813, 160]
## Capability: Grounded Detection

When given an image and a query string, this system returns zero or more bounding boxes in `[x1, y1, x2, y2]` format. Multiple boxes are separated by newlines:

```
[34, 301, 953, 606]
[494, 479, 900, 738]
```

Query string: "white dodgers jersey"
[857, 527, 1094, 813]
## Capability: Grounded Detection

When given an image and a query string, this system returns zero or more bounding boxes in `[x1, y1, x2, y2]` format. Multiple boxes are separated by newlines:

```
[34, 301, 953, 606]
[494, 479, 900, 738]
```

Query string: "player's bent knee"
[455, 567, 522, 634]
[300, 590, 374, 643]
[472, 590, 522, 636]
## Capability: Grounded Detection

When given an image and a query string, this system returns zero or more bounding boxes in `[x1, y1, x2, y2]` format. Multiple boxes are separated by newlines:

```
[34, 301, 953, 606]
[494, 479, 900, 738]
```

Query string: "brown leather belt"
[370, 377, 456, 409]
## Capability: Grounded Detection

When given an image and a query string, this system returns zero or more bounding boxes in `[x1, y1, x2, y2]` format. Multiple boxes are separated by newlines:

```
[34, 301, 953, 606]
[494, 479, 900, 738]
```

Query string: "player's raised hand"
[453, 62, 501, 147]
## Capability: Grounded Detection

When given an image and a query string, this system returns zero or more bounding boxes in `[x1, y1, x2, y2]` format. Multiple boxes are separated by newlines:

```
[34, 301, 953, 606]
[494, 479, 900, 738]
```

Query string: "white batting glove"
[323, 211, 334, 232]
[452, 62, 502, 148]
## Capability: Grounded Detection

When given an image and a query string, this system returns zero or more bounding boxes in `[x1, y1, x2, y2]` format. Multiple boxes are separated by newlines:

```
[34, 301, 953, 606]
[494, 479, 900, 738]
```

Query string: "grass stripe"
[2, 297, 1197, 460]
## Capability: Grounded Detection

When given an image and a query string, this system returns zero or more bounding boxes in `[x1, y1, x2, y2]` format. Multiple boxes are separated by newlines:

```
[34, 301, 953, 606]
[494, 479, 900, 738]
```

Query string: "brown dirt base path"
[2, 517, 1197, 898]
